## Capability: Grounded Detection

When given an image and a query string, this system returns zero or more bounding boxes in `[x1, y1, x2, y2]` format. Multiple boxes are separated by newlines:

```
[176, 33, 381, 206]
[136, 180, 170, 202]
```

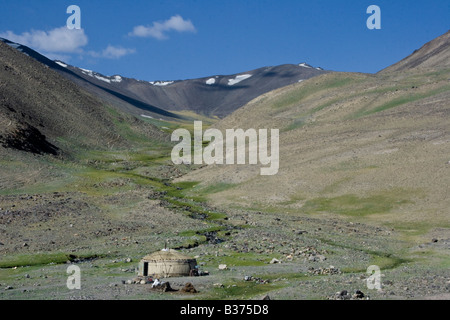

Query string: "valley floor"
[0, 148, 448, 300]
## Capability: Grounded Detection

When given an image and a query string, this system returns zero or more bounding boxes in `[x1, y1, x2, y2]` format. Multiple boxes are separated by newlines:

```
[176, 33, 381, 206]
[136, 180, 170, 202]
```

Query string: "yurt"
[138, 249, 197, 278]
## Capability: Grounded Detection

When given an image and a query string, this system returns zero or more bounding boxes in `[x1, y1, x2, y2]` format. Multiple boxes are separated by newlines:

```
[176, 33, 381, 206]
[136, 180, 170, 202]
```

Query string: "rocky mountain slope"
[0, 40, 166, 154]
[61, 62, 328, 118]
[0, 37, 328, 119]
[0, 40, 168, 191]
[380, 30, 450, 73]
[0, 37, 181, 121]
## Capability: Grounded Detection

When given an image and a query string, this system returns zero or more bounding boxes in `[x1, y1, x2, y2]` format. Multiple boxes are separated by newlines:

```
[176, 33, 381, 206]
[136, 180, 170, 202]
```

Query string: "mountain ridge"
[0, 37, 329, 119]
[0, 40, 167, 157]
[61, 59, 330, 118]
[380, 30, 450, 73]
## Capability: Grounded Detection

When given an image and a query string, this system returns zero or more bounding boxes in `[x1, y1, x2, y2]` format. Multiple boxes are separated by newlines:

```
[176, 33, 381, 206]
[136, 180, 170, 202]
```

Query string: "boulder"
[354, 290, 365, 299]
[270, 258, 280, 264]
[181, 282, 197, 293]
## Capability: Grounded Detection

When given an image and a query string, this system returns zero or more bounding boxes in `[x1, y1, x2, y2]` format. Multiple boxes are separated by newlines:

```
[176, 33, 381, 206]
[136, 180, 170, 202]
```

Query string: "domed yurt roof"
[139, 249, 198, 277]
[142, 249, 195, 262]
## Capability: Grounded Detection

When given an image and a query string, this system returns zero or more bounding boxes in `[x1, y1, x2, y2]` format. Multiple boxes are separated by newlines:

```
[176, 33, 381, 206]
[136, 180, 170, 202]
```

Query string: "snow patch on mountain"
[80, 68, 94, 77]
[78, 68, 122, 84]
[228, 74, 252, 86]
[95, 75, 111, 83]
[149, 81, 174, 86]
[206, 78, 216, 85]
[55, 61, 67, 68]
[111, 75, 122, 83]
[299, 63, 312, 68]
[141, 114, 154, 119]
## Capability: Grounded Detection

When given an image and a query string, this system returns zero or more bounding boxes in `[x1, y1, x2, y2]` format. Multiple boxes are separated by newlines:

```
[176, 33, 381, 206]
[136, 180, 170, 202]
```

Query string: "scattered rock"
[152, 281, 175, 292]
[218, 264, 228, 270]
[353, 290, 365, 299]
[213, 283, 224, 288]
[270, 258, 280, 264]
[432, 238, 438, 243]
[251, 277, 269, 284]
[308, 254, 326, 262]
[5, 286, 13, 290]
[262, 295, 271, 300]
[244, 275, 252, 281]
[181, 282, 197, 293]
[317, 254, 326, 261]
[338, 290, 349, 298]
[330, 289, 366, 300]
[308, 265, 341, 275]
[126, 258, 132, 263]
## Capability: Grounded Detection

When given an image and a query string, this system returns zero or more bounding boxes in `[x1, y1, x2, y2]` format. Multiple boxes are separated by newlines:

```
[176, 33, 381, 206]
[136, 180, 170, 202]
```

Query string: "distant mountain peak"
[298, 62, 313, 68]
[50, 58, 330, 118]
[0, 37, 329, 118]
[299, 62, 323, 71]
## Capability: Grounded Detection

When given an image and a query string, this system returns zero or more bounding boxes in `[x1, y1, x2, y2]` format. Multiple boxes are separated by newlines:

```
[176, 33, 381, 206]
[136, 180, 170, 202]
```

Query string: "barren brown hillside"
[380, 30, 450, 73]
[0, 41, 168, 191]
[177, 32, 450, 242]
[0, 41, 166, 154]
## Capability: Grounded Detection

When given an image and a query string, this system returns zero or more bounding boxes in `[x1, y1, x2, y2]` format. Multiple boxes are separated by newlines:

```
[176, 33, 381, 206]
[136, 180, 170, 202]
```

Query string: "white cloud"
[44, 53, 73, 62]
[0, 27, 134, 61]
[0, 26, 88, 53]
[88, 45, 136, 59]
[129, 15, 196, 39]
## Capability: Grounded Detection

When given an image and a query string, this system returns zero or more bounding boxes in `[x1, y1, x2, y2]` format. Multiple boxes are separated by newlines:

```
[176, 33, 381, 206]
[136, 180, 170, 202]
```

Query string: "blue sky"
[0, 0, 448, 81]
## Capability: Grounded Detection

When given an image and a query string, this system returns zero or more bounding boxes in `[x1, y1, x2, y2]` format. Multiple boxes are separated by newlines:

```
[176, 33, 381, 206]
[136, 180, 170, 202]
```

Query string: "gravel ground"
[1, 190, 449, 300]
